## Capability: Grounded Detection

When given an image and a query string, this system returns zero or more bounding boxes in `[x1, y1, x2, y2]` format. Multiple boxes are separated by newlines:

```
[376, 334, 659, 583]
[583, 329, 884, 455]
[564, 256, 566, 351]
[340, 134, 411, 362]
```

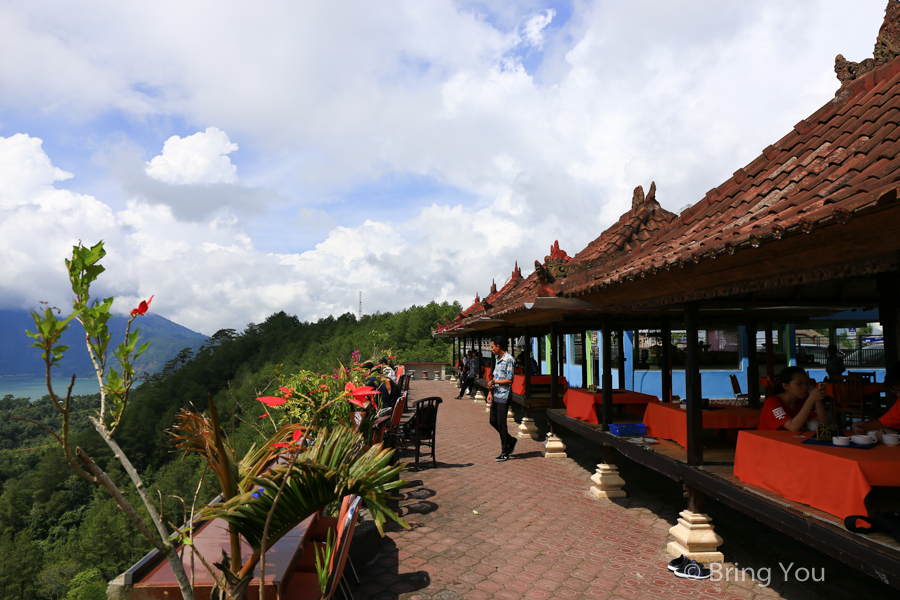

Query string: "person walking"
[455, 350, 479, 399]
[487, 336, 516, 462]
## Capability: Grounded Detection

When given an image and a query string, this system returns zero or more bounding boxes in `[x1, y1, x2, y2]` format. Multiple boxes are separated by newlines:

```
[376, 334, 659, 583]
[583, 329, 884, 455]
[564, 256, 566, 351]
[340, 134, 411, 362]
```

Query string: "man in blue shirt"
[488, 336, 517, 462]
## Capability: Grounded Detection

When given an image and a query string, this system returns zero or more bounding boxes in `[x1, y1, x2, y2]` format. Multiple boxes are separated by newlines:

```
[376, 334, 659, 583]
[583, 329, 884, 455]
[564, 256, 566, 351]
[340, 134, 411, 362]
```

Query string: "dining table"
[642, 402, 760, 449]
[734, 430, 900, 519]
[562, 388, 659, 424]
[511, 374, 569, 396]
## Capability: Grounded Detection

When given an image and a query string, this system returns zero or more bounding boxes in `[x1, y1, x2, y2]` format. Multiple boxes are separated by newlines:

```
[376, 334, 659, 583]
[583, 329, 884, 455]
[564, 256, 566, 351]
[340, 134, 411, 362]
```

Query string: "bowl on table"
[832, 436, 850, 446]
[850, 434, 876, 445]
[805, 420, 820, 432]
[883, 433, 900, 446]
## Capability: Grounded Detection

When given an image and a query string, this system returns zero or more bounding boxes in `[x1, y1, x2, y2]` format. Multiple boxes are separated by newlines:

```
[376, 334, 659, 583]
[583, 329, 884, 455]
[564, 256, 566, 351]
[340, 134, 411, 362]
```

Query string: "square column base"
[667, 510, 724, 563]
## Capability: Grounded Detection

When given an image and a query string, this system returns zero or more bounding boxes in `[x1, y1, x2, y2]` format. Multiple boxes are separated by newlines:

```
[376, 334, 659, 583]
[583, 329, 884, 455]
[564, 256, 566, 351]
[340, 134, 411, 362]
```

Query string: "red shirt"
[758, 395, 809, 431]
[879, 401, 900, 429]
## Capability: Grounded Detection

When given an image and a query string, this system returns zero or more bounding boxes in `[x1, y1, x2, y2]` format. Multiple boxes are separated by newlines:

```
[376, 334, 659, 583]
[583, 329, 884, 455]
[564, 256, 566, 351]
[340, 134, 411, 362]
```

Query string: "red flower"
[292, 428, 304, 443]
[257, 396, 286, 407]
[343, 383, 379, 408]
[259, 412, 270, 418]
[278, 387, 294, 397]
[130, 295, 154, 316]
[271, 443, 291, 449]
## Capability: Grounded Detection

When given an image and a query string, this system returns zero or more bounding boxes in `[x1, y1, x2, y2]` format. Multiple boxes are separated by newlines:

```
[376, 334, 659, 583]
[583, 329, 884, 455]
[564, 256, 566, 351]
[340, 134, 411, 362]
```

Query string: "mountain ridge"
[0, 309, 208, 377]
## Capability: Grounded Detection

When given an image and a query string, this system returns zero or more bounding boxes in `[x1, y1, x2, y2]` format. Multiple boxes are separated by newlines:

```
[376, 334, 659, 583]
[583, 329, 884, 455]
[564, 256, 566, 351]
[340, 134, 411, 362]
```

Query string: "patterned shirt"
[492, 352, 515, 402]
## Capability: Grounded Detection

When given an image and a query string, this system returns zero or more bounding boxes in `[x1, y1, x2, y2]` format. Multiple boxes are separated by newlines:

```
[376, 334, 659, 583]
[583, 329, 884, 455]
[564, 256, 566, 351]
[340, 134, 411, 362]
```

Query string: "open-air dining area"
[432, 2, 900, 592]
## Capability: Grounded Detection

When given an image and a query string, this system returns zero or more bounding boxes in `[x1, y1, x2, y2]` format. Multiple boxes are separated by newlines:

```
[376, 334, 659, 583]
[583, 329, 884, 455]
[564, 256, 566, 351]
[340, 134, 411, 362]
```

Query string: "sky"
[0, 0, 889, 335]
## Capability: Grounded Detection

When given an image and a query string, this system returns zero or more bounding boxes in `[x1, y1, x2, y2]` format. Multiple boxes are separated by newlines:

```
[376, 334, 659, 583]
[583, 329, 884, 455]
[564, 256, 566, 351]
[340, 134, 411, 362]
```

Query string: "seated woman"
[758, 366, 829, 431]
[852, 363, 900, 435]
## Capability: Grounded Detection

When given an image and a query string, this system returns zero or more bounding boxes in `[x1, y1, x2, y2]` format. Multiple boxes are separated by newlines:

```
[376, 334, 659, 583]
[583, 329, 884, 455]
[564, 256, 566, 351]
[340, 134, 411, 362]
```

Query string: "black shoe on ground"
[667, 555, 690, 572]
[674, 559, 711, 580]
[505, 438, 517, 456]
[495, 453, 509, 462]
[454, 395, 463, 399]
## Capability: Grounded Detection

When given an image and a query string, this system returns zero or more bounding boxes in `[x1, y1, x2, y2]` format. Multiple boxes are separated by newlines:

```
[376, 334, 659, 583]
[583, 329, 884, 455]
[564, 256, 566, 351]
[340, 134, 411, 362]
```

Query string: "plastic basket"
[609, 423, 647, 437]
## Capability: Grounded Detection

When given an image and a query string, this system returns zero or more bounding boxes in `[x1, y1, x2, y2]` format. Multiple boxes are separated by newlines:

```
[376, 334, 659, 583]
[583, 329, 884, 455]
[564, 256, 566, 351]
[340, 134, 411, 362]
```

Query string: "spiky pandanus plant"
[170, 400, 407, 600]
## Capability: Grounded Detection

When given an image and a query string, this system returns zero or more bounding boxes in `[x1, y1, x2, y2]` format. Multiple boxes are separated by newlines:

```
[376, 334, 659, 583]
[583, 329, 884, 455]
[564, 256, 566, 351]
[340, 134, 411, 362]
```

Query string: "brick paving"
[349, 380, 894, 600]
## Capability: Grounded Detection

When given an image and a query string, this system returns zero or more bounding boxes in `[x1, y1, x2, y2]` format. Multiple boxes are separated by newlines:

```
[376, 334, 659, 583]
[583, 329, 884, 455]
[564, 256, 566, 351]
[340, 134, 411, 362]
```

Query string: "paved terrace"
[351, 379, 894, 600]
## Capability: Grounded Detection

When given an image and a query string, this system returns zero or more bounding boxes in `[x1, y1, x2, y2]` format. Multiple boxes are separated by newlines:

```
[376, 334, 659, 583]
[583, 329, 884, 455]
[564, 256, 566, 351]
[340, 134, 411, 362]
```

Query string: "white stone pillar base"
[590, 463, 627, 498]
[517, 417, 539, 439]
[543, 433, 567, 458]
[474, 389, 485, 401]
[449, 374, 457, 382]
[506, 405, 515, 422]
[667, 510, 724, 563]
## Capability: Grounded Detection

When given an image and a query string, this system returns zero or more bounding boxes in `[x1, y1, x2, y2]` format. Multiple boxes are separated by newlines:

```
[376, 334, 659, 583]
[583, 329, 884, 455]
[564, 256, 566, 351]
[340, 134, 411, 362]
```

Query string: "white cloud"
[521, 9, 555, 49]
[0, 1, 891, 333]
[146, 127, 239, 185]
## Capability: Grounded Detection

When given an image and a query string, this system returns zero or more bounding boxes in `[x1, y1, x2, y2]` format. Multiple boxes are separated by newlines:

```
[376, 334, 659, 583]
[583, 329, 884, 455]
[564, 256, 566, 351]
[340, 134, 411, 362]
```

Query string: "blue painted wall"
[535, 330, 886, 400]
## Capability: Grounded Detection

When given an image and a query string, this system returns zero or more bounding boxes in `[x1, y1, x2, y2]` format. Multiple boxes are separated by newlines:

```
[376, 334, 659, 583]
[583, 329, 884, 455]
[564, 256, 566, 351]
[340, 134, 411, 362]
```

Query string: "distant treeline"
[0, 301, 458, 600]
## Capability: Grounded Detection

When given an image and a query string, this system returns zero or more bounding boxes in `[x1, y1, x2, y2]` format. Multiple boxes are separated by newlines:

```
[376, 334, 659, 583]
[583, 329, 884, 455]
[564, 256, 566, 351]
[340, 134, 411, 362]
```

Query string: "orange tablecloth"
[734, 430, 900, 519]
[511, 375, 568, 396]
[562, 388, 659, 424]
[642, 402, 760, 448]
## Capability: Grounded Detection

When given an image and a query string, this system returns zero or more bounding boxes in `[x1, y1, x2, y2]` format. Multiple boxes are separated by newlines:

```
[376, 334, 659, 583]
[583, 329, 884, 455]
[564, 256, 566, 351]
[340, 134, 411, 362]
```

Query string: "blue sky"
[0, 0, 887, 334]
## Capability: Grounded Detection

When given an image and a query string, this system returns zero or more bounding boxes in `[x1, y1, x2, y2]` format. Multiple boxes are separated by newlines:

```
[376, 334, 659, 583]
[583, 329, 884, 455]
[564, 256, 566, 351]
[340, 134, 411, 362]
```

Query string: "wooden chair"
[388, 396, 442, 470]
[832, 375, 865, 428]
[372, 395, 406, 445]
[729, 375, 750, 406]
[288, 496, 362, 599]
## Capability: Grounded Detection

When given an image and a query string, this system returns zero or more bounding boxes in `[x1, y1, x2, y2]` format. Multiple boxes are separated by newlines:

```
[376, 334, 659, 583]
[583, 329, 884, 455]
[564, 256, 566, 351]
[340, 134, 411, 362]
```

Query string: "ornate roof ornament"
[836, 0, 900, 84]
[489, 280, 498, 295]
[535, 240, 573, 284]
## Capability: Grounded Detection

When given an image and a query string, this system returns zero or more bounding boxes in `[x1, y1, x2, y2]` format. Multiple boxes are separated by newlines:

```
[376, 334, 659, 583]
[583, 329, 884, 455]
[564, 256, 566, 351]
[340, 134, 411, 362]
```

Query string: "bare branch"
[7, 415, 62, 445]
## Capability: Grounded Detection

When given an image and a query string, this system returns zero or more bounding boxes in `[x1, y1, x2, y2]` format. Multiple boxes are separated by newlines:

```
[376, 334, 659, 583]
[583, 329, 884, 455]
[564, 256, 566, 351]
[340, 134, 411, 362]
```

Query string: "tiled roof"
[558, 2, 900, 299]
[445, 1, 900, 330]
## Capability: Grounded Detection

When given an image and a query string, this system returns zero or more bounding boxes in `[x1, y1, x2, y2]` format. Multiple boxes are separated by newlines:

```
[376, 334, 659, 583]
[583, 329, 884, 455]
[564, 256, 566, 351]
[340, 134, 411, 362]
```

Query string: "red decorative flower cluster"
[131, 295, 154, 316]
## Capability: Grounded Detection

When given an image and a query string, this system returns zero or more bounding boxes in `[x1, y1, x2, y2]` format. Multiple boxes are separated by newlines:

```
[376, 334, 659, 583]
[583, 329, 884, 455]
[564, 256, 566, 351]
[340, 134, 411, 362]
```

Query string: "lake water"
[0, 378, 101, 400]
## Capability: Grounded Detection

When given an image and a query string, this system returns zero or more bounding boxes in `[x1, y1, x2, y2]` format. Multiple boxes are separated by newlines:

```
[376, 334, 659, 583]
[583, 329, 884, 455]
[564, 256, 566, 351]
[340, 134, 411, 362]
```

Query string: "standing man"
[455, 350, 479, 399]
[488, 336, 517, 462]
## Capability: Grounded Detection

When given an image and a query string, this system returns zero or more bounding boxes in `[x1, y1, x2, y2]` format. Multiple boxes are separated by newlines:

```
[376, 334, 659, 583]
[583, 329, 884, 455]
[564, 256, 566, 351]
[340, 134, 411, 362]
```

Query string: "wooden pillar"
[550, 322, 559, 410]
[765, 321, 775, 383]
[877, 272, 900, 368]
[557, 331, 565, 382]
[661, 316, 672, 403]
[746, 319, 760, 409]
[684, 302, 703, 467]
[580, 331, 588, 389]
[524, 328, 533, 397]
[617, 327, 626, 389]
[601, 316, 613, 431]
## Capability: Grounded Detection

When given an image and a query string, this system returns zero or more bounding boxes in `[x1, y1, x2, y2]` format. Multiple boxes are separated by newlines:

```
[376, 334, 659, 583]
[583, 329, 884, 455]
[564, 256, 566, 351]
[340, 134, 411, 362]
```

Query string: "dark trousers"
[458, 376, 475, 397]
[489, 401, 515, 453]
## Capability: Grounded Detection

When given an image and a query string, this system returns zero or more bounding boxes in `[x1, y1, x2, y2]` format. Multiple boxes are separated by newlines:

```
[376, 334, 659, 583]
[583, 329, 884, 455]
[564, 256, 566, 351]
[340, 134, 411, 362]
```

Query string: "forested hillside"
[0, 301, 458, 600]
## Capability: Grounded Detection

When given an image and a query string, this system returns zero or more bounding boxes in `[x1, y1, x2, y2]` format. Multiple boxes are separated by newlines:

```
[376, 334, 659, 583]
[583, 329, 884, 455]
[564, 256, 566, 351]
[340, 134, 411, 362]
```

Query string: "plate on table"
[626, 437, 657, 445]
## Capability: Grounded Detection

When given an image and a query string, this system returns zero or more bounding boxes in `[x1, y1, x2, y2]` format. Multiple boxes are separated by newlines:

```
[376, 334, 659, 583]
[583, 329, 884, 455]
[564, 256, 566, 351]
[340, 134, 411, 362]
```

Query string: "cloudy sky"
[0, 0, 887, 335]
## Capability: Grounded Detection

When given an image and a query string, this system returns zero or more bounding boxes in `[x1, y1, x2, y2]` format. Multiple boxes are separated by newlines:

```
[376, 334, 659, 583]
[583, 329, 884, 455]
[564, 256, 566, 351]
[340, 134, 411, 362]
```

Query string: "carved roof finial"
[835, 1, 900, 84]
[646, 181, 657, 204]
[632, 185, 645, 209]
[490, 279, 497, 295]
[474, 293, 480, 303]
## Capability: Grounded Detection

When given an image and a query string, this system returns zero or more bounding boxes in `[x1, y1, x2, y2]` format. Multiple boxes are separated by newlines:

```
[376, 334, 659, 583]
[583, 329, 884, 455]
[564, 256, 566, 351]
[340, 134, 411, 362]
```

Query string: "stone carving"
[835, 0, 900, 83]
[834, 54, 875, 83]
[535, 240, 573, 283]
[875, 0, 900, 64]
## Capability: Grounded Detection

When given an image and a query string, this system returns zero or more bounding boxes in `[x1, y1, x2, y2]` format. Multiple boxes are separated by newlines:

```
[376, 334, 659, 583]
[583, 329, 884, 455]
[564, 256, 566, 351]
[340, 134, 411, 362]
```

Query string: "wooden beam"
[877, 272, 900, 367]
[550, 322, 558, 410]
[602, 316, 613, 431]
[746, 318, 760, 410]
[617, 327, 626, 390]
[685, 302, 703, 467]
[661, 316, 672, 403]
[580, 331, 588, 388]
